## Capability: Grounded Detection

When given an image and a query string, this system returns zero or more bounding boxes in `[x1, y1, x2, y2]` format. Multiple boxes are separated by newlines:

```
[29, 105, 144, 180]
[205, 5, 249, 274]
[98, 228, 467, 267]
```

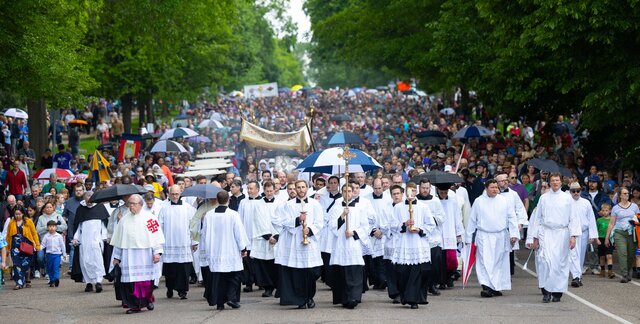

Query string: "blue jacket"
[580, 190, 612, 218]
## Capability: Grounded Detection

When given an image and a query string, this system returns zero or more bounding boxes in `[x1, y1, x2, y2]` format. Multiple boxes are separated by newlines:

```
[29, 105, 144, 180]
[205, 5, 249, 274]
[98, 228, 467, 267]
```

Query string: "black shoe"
[571, 278, 580, 287]
[542, 293, 551, 303]
[243, 285, 253, 293]
[216, 305, 224, 310]
[147, 303, 154, 311]
[438, 283, 447, 290]
[54, 279, 59, 287]
[344, 300, 357, 309]
[274, 290, 280, 298]
[189, 278, 197, 285]
[392, 296, 401, 304]
[491, 290, 503, 297]
[578, 278, 583, 286]
[85, 283, 93, 292]
[262, 289, 273, 297]
[226, 301, 241, 309]
[49, 283, 54, 287]
[552, 296, 561, 302]
[428, 285, 441, 296]
[166, 290, 174, 298]
[480, 290, 493, 298]
[446, 279, 454, 288]
[178, 292, 187, 300]
[410, 304, 419, 309]
[307, 299, 316, 309]
[297, 303, 307, 309]
[126, 308, 142, 314]
[95, 283, 103, 293]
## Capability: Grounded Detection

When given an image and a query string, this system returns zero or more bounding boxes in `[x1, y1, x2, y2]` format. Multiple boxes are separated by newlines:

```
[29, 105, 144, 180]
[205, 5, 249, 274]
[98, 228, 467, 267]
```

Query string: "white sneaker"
[34, 270, 41, 278]
[591, 268, 601, 275]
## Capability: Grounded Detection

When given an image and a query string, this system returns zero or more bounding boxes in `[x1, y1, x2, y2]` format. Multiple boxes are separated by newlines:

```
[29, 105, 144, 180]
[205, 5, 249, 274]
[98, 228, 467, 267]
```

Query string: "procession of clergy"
[72, 170, 584, 314]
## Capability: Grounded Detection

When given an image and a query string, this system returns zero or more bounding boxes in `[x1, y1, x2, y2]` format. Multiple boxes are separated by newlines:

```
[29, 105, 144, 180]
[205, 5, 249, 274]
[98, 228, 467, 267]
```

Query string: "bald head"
[169, 184, 182, 203]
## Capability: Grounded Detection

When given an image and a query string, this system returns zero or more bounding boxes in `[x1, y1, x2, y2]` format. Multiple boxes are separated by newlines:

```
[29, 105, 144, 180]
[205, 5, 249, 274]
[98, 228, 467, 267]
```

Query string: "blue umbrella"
[296, 147, 382, 174]
[328, 131, 364, 145]
[453, 125, 492, 138]
[188, 136, 212, 143]
[278, 87, 290, 93]
[182, 184, 223, 199]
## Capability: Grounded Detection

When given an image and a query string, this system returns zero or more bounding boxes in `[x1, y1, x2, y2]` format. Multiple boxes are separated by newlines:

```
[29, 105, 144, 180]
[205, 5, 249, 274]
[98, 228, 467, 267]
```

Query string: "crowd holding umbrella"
[150, 140, 189, 154]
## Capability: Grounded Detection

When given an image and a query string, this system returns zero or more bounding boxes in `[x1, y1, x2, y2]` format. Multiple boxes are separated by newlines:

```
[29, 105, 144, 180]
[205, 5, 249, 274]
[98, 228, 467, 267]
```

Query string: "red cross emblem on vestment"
[146, 219, 159, 233]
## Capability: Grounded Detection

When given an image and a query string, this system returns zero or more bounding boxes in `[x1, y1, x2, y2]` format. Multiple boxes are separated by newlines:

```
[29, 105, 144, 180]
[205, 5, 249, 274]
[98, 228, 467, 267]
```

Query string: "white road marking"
[516, 261, 633, 324]
[612, 272, 640, 287]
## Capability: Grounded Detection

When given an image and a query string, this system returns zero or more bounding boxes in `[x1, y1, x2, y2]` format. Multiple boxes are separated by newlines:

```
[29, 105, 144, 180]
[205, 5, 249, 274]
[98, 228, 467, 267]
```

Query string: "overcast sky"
[287, 0, 311, 42]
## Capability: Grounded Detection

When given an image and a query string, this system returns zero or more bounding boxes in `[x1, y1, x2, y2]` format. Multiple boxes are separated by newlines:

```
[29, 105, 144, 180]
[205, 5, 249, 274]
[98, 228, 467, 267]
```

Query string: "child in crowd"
[40, 220, 66, 287]
[596, 203, 615, 278]
[0, 235, 6, 289]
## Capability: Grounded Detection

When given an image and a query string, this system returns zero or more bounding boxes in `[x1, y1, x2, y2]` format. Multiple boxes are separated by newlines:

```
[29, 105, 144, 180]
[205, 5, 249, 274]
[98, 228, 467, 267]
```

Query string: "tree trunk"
[27, 98, 48, 168]
[146, 91, 154, 126]
[137, 94, 147, 130]
[460, 86, 470, 120]
[121, 93, 133, 133]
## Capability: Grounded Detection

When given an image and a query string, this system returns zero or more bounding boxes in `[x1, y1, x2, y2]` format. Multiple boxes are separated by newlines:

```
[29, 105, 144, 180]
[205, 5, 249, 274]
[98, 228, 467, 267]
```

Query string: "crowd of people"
[0, 89, 639, 314]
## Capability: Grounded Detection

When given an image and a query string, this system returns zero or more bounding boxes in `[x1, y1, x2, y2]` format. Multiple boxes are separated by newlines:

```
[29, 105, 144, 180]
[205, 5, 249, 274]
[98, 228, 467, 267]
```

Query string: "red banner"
[118, 139, 141, 162]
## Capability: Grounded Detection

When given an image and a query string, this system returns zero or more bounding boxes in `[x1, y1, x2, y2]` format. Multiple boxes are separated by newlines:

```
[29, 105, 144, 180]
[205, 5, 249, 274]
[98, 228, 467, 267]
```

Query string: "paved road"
[1, 249, 638, 324]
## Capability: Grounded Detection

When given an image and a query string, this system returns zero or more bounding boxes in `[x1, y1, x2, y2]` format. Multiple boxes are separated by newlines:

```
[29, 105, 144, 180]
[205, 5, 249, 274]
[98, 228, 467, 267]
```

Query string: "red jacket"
[6, 169, 28, 195]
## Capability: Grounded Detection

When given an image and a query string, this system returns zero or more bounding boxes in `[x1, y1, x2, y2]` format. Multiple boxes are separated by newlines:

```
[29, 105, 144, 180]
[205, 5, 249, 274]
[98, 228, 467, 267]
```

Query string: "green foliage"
[0, 0, 98, 106]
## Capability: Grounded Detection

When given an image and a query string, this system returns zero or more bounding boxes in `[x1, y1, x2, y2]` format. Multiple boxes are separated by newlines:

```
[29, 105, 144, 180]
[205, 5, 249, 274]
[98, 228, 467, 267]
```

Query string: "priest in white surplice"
[568, 182, 598, 287]
[465, 179, 518, 298]
[415, 179, 445, 297]
[528, 174, 580, 303]
[435, 183, 464, 289]
[238, 180, 261, 292]
[329, 183, 369, 309]
[317, 175, 342, 288]
[71, 192, 109, 294]
[198, 191, 249, 310]
[111, 194, 165, 314]
[158, 185, 196, 300]
[251, 181, 280, 298]
[495, 173, 529, 276]
[391, 184, 436, 309]
[273, 180, 324, 309]
[364, 178, 392, 290]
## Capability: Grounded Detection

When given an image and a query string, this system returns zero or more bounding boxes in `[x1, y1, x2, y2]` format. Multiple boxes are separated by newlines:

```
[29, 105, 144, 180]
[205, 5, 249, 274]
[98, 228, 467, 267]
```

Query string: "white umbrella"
[365, 89, 378, 94]
[440, 107, 455, 115]
[198, 119, 224, 129]
[150, 140, 188, 153]
[159, 127, 199, 140]
[3, 108, 28, 119]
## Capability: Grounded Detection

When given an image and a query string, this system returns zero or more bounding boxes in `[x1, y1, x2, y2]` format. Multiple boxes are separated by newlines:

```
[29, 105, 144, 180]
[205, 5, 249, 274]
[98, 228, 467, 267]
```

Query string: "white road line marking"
[516, 261, 633, 324]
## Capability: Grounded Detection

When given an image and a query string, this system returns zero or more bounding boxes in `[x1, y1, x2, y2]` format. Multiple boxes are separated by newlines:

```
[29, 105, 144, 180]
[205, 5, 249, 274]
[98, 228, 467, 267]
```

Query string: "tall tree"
[0, 0, 97, 164]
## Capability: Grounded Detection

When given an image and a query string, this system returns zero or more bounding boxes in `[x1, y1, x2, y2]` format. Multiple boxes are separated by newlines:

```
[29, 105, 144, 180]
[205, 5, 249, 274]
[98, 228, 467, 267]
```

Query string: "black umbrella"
[410, 170, 464, 184]
[97, 143, 114, 151]
[182, 184, 223, 199]
[90, 184, 148, 203]
[417, 136, 447, 145]
[330, 114, 352, 122]
[263, 149, 301, 158]
[416, 130, 446, 138]
[525, 158, 572, 177]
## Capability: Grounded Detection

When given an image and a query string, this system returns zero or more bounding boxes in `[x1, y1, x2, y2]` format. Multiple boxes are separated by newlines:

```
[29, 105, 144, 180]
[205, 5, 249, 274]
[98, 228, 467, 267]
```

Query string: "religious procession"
[1, 88, 638, 319]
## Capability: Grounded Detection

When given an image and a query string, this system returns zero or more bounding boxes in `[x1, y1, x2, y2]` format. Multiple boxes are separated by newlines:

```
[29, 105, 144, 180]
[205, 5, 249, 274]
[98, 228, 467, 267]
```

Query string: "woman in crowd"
[605, 187, 640, 282]
[6, 207, 40, 289]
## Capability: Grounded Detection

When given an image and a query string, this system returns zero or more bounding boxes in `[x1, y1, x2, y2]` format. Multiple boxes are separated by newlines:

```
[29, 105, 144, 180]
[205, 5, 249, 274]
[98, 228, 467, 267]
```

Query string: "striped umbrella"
[453, 125, 492, 138]
[32, 168, 75, 180]
[328, 131, 364, 145]
[160, 127, 199, 140]
[150, 140, 188, 153]
[296, 147, 381, 174]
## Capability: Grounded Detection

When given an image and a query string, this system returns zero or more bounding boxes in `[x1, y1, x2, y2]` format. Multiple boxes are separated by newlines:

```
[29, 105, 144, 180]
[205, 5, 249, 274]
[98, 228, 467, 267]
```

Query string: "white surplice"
[199, 206, 249, 272]
[391, 199, 436, 265]
[439, 190, 465, 250]
[527, 188, 581, 293]
[273, 197, 324, 268]
[328, 198, 368, 266]
[318, 192, 343, 254]
[466, 192, 518, 291]
[74, 219, 108, 284]
[365, 193, 393, 258]
[569, 197, 598, 279]
[251, 197, 279, 260]
[500, 188, 529, 251]
[158, 201, 196, 263]
[417, 195, 445, 248]
[238, 197, 261, 249]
